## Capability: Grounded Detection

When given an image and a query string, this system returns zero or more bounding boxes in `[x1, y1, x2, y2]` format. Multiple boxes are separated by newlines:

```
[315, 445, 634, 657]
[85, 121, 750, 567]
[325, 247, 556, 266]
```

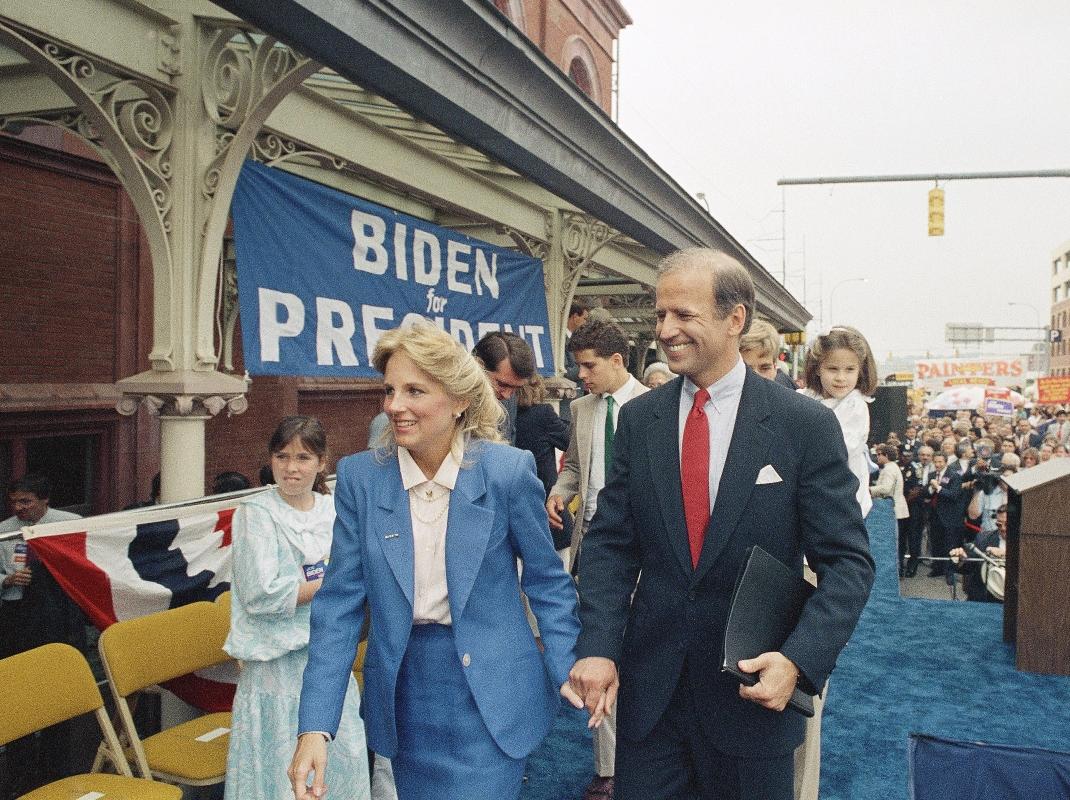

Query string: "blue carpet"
[522, 704, 592, 800]
[522, 500, 1070, 800]
[820, 499, 1070, 799]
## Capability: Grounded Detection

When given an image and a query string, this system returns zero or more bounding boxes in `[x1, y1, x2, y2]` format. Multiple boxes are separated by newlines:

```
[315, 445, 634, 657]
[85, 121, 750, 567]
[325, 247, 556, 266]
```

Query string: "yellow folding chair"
[97, 600, 233, 789]
[0, 643, 181, 800]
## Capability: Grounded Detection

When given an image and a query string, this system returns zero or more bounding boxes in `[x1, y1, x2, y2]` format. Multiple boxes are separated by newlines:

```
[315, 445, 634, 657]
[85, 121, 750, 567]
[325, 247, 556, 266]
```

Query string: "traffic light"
[928, 187, 944, 236]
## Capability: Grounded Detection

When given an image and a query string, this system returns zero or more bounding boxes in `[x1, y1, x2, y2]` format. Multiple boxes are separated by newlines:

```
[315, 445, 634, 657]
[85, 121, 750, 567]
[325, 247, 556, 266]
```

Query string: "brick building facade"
[1050, 240, 1070, 378]
[0, 131, 382, 513]
[494, 0, 631, 116]
[0, 2, 631, 514]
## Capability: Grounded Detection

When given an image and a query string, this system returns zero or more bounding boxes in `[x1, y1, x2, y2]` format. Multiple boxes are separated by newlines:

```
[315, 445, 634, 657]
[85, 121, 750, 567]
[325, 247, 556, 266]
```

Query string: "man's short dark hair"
[569, 298, 591, 318]
[879, 444, 899, 462]
[472, 331, 536, 379]
[568, 320, 629, 361]
[8, 473, 51, 499]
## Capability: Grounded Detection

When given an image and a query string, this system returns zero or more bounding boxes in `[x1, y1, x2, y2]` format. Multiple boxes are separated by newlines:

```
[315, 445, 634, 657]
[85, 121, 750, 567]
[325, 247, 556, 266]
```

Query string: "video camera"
[973, 444, 1002, 493]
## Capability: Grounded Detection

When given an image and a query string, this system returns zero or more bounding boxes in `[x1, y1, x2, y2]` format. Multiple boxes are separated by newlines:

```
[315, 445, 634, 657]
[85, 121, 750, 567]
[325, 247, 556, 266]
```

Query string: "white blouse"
[800, 387, 873, 518]
[397, 439, 463, 625]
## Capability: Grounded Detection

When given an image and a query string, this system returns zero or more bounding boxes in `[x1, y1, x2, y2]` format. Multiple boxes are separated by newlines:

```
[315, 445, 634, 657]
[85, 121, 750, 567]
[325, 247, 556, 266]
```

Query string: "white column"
[159, 415, 209, 503]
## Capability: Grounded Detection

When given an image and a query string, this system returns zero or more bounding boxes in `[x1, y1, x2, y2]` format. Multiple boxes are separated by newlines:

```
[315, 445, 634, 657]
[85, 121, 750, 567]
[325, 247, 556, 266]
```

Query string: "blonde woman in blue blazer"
[289, 322, 581, 800]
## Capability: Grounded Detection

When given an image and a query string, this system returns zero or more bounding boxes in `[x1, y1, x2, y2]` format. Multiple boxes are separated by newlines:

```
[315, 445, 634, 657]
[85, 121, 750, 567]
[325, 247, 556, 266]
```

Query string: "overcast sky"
[615, 1, 1070, 365]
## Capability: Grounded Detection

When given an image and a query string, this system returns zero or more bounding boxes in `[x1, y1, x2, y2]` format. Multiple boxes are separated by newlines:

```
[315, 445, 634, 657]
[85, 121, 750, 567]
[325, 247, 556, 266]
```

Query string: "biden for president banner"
[231, 160, 553, 377]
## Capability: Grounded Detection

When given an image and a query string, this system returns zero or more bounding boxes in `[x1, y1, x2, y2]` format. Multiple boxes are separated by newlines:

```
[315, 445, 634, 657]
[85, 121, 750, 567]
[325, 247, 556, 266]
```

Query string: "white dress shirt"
[398, 438, 463, 625]
[584, 375, 641, 526]
[677, 357, 746, 517]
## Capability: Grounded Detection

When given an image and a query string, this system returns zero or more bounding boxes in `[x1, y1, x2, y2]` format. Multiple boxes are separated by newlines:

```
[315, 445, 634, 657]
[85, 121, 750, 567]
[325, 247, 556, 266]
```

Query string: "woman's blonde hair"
[803, 325, 878, 397]
[371, 321, 504, 454]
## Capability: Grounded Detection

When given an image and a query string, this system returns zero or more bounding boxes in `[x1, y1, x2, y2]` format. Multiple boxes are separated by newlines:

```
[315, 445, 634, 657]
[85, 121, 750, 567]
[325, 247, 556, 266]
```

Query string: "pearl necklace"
[409, 485, 450, 526]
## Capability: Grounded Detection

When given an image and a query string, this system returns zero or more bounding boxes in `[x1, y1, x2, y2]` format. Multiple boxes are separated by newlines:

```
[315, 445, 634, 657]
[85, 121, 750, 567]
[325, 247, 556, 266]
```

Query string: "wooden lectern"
[1002, 459, 1070, 676]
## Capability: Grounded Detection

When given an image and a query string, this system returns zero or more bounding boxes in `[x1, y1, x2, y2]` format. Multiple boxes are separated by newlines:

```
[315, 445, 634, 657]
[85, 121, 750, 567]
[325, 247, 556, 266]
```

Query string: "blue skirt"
[392, 624, 525, 800]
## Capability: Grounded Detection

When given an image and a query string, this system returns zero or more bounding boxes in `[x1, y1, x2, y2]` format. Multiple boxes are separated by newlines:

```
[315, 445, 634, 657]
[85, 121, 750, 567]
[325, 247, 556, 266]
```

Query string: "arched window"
[561, 35, 602, 107]
[568, 58, 593, 97]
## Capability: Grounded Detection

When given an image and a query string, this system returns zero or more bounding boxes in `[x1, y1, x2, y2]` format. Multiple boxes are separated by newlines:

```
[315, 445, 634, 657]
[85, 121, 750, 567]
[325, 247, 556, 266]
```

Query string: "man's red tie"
[682, 388, 711, 568]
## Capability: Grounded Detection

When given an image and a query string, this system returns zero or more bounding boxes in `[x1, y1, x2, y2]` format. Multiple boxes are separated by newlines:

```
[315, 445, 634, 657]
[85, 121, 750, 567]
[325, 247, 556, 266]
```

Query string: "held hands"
[949, 547, 967, 565]
[737, 651, 800, 712]
[566, 657, 619, 729]
[545, 495, 565, 531]
[288, 732, 328, 800]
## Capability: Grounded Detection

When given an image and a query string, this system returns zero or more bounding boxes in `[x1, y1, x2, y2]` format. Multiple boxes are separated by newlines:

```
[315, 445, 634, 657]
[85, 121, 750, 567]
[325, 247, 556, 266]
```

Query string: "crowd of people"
[866, 403, 1069, 603]
[2, 245, 1065, 800]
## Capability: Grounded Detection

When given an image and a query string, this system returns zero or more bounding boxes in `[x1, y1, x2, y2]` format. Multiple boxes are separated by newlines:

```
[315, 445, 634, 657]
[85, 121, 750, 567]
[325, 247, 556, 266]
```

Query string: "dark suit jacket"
[575, 371, 875, 758]
[902, 462, 924, 506]
[929, 466, 964, 530]
[514, 403, 570, 497]
[514, 403, 573, 550]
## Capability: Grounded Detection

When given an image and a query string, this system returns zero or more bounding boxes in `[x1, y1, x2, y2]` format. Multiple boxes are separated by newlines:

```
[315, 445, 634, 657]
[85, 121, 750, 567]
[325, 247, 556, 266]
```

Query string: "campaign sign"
[983, 387, 1014, 417]
[913, 356, 1026, 392]
[231, 160, 552, 377]
[1037, 376, 1070, 404]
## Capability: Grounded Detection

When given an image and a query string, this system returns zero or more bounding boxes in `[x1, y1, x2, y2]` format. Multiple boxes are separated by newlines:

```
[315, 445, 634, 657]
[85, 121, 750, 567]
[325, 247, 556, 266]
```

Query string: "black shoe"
[905, 563, 918, 578]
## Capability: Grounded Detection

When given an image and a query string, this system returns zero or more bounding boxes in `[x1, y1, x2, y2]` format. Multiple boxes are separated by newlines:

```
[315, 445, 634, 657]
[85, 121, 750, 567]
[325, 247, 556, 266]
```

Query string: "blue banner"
[231, 160, 552, 377]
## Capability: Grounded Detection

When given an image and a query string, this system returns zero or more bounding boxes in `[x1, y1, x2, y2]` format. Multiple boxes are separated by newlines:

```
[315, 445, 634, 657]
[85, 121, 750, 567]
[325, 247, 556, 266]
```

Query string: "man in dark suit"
[898, 448, 924, 576]
[901, 425, 921, 459]
[1013, 419, 1041, 453]
[472, 331, 535, 444]
[905, 445, 936, 577]
[926, 452, 963, 577]
[567, 248, 875, 800]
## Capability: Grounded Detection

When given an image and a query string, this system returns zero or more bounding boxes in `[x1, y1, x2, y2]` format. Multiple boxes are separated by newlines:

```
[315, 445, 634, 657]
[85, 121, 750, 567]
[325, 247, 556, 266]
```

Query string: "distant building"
[1050, 240, 1070, 377]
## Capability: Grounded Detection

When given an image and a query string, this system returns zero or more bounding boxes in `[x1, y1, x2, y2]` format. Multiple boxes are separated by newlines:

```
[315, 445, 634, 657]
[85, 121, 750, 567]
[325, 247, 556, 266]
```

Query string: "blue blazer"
[298, 441, 579, 760]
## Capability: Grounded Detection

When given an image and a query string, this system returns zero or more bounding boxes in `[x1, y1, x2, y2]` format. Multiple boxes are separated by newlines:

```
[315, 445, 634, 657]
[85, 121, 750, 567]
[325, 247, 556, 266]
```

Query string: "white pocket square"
[756, 465, 782, 485]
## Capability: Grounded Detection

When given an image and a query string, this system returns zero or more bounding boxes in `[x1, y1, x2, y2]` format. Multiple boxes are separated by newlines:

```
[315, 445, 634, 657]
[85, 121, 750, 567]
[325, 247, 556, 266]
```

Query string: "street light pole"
[828, 277, 868, 328]
[1008, 301, 1049, 375]
[1007, 301, 1040, 327]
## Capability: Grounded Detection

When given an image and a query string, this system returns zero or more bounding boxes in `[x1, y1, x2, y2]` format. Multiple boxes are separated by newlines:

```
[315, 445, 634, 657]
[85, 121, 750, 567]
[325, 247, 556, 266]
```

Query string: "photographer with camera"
[949, 444, 1006, 602]
[967, 443, 1005, 520]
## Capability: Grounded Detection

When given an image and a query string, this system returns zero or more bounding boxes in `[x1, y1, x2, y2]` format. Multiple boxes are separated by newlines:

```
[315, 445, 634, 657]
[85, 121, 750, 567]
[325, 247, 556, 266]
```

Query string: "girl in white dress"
[799, 326, 879, 518]
[224, 416, 370, 800]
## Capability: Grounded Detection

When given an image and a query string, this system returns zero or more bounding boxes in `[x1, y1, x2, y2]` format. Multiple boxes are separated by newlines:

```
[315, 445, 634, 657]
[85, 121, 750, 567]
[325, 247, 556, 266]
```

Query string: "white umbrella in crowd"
[928, 385, 1024, 412]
